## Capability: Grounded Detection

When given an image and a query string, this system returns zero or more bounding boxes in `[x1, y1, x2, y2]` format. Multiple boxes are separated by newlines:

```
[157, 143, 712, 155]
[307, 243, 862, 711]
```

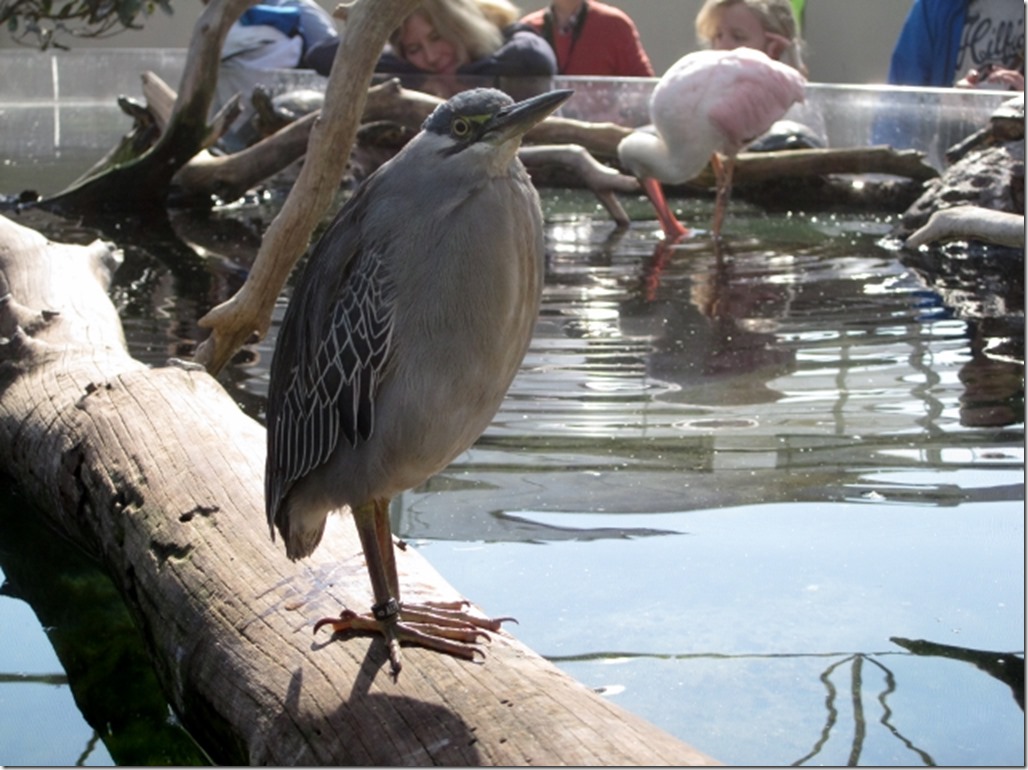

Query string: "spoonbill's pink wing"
[704, 48, 806, 152]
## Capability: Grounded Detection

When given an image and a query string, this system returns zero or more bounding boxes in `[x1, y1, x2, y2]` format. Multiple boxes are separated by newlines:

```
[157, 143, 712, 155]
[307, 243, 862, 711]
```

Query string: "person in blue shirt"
[887, 0, 1024, 90]
[214, 0, 339, 150]
[874, 0, 1022, 150]
[219, 0, 339, 69]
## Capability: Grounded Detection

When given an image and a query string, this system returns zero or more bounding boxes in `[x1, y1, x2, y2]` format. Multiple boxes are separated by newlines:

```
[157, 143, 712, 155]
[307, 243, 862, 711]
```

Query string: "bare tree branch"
[905, 205, 1025, 249]
[193, 0, 421, 375]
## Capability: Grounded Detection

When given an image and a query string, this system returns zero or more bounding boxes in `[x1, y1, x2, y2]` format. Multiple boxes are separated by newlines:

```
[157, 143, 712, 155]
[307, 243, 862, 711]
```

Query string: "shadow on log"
[0, 212, 718, 765]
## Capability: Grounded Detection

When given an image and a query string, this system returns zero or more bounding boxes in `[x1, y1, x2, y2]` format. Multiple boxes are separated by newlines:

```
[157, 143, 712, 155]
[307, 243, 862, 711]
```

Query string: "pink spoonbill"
[617, 47, 806, 240]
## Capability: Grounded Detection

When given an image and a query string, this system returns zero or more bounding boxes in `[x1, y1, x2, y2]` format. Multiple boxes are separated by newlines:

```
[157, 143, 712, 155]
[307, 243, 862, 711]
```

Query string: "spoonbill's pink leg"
[710, 153, 735, 239]
[642, 177, 689, 240]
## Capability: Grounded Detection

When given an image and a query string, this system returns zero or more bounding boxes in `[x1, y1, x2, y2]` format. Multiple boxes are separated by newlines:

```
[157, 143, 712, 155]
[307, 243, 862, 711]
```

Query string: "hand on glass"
[956, 64, 1025, 91]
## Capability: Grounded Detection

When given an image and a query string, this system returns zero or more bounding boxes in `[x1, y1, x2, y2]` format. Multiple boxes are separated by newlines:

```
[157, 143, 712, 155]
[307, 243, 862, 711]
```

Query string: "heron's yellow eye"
[451, 117, 473, 138]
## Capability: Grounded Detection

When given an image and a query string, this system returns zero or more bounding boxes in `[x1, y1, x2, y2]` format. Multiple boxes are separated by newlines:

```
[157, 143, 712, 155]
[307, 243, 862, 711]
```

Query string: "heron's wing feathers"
[265, 194, 396, 522]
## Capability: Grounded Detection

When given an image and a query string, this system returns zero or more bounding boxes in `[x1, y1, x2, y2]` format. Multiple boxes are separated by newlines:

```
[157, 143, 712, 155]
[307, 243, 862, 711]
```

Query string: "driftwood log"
[39, 0, 256, 213]
[145, 72, 638, 224]
[905, 204, 1025, 249]
[892, 122, 1024, 242]
[690, 145, 938, 186]
[166, 73, 941, 207]
[0, 212, 717, 764]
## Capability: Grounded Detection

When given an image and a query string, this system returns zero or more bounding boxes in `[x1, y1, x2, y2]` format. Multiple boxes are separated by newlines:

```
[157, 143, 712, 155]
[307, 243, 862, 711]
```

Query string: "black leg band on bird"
[372, 598, 400, 621]
[310, 498, 515, 676]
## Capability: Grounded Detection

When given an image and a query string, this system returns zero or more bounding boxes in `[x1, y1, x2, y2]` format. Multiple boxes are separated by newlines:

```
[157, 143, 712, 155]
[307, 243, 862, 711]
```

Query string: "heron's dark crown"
[422, 88, 515, 138]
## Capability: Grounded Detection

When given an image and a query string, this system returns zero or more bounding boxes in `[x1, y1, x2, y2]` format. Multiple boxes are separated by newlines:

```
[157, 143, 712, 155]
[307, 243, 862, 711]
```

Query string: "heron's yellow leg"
[315, 498, 513, 678]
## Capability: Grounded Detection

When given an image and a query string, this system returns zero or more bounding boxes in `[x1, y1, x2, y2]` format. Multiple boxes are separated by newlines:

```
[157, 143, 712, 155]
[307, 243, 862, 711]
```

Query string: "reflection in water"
[0, 485, 209, 765]
[891, 636, 1025, 711]
[489, 509, 682, 542]
[959, 318, 1025, 428]
[627, 239, 798, 406]
[1, 192, 1022, 766]
[792, 653, 934, 767]
[553, 641, 1025, 767]
[900, 241, 1025, 428]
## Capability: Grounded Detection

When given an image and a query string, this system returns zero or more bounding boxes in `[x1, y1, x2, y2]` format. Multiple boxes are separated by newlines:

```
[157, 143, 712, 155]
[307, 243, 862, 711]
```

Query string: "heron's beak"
[484, 89, 573, 144]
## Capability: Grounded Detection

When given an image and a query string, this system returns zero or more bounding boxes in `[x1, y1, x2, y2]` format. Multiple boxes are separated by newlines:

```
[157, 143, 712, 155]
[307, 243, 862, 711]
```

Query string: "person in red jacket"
[520, 0, 655, 76]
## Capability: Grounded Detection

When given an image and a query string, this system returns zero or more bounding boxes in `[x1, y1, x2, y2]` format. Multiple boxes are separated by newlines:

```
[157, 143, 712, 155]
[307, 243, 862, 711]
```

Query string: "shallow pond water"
[0, 178, 1023, 765]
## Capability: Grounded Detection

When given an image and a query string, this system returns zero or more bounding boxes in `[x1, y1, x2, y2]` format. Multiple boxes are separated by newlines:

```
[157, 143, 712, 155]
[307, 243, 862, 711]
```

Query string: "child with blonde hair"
[695, 0, 807, 76]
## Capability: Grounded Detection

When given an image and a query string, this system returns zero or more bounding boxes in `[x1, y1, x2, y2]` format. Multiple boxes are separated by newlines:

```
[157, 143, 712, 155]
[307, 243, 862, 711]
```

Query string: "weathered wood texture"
[170, 75, 940, 203]
[154, 73, 638, 224]
[690, 146, 939, 186]
[905, 204, 1025, 248]
[0, 213, 718, 766]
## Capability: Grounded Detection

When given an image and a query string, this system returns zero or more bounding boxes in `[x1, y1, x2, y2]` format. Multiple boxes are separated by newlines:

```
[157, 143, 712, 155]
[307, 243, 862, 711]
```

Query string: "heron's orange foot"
[313, 600, 515, 678]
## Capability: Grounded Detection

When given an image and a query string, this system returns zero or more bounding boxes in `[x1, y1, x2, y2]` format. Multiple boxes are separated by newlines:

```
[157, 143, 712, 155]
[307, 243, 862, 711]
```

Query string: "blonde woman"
[306, 0, 555, 82]
[695, 0, 807, 76]
[386, 0, 554, 77]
